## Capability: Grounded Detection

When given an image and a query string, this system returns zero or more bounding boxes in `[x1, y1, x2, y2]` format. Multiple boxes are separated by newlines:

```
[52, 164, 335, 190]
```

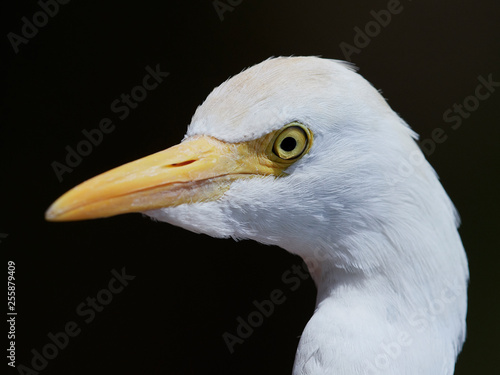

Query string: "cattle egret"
[46, 57, 468, 375]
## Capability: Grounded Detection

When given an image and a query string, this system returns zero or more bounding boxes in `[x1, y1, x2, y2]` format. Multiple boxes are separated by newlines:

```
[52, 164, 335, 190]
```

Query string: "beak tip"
[44, 206, 58, 222]
[45, 200, 67, 222]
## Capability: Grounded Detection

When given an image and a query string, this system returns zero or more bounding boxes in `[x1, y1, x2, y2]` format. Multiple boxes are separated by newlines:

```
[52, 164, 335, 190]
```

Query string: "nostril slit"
[167, 160, 197, 167]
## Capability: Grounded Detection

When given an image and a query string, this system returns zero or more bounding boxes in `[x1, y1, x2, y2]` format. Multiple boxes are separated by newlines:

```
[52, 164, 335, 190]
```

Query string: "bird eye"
[272, 124, 311, 160]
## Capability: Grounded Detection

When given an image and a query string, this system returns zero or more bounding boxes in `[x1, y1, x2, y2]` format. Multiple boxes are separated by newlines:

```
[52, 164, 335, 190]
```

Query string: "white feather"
[146, 56, 468, 375]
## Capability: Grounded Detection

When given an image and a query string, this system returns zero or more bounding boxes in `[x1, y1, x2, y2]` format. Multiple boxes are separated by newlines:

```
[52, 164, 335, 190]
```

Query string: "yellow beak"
[45, 134, 284, 221]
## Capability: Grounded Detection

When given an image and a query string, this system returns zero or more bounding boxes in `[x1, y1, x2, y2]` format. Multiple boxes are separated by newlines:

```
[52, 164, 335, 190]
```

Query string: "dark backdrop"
[2, 1, 499, 374]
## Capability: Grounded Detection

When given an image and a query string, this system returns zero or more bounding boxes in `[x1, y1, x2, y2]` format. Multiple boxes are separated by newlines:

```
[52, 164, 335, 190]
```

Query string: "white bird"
[46, 56, 468, 375]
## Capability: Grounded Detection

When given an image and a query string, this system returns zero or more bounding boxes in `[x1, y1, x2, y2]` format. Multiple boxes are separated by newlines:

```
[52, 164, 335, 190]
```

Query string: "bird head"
[45, 56, 461, 278]
[46, 56, 469, 373]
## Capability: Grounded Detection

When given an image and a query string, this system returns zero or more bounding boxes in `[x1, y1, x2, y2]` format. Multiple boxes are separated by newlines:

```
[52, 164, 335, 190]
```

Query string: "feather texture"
[146, 56, 468, 374]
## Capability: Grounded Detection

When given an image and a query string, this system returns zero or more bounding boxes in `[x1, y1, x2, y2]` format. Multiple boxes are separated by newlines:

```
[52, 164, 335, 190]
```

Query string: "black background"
[2, 0, 499, 374]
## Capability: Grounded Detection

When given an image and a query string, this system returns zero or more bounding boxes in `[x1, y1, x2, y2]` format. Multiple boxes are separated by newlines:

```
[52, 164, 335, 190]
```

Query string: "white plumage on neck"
[146, 56, 468, 374]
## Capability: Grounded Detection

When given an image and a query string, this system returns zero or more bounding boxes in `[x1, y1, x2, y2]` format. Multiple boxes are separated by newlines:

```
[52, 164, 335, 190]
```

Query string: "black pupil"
[281, 137, 297, 152]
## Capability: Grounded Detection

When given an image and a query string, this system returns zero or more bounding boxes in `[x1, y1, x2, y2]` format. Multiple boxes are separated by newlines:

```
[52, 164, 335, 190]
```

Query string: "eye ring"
[272, 123, 312, 161]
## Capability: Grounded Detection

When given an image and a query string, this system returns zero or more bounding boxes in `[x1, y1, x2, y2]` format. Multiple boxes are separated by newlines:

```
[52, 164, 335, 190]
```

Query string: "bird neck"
[291, 224, 467, 375]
